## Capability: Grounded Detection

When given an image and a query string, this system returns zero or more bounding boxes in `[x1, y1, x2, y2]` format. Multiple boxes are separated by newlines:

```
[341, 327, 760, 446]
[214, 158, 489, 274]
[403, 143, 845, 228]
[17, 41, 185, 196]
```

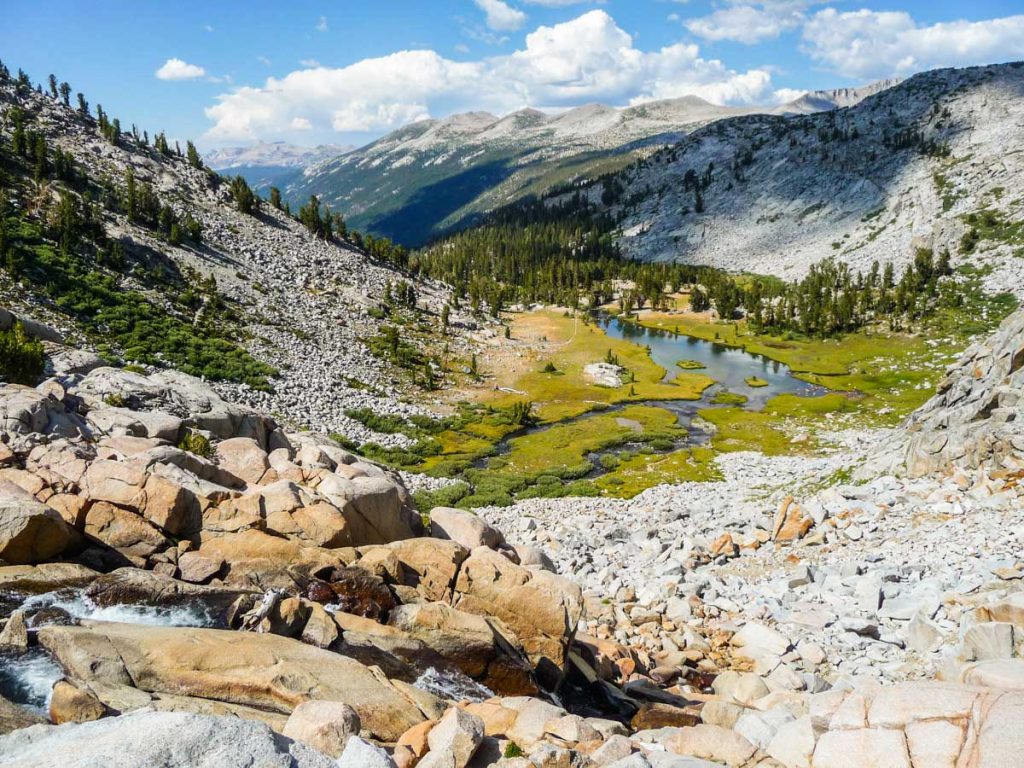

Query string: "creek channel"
[474, 313, 826, 475]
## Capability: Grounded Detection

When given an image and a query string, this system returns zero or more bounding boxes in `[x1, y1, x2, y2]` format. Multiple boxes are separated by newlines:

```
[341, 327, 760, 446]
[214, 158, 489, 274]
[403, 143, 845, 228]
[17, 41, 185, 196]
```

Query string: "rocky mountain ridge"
[0, 78, 471, 448]
[205, 141, 353, 171]
[287, 82, 897, 247]
[570, 62, 1024, 287]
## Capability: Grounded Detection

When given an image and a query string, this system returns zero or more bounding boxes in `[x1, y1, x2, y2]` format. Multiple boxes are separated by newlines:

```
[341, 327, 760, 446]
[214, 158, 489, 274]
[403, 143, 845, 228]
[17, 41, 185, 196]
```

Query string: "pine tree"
[269, 187, 282, 210]
[58, 81, 71, 106]
[76, 93, 89, 116]
[230, 176, 257, 215]
[47, 74, 57, 98]
[186, 141, 202, 169]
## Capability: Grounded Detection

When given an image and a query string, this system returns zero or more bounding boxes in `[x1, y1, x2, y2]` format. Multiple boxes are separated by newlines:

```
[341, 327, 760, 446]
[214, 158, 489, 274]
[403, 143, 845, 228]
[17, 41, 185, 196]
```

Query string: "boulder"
[266, 501, 354, 548]
[772, 497, 813, 543]
[83, 502, 170, 565]
[337, 736, 398, 768]
[453, 547, 583, 681]
[283, 700, 361, 758]
[0, 384, 86, 440]
[0, 610, 29, 651]
[389, 538, 469, 602]
[419, 706, 485, 768]
[318, 474, 419, 545]
[49, 680, 107, 724]
[197, 529, 349, 591]
[961, 659, 1024, 690]
[77, 368, 272, 444]
[84, 567, 248, 611]
[429, 507, 505, 550]
[215, 438, 270, 486]
[0, 709, 336, 768]
[37, 621, 427, 741]
[176, 551, 224, 584]
[0, 481, 74, 564]
[666, 724, 757, 767]
[811, 728, 912, 768]
[86, 406, 182, 442]
[387, 602, 537, 694]
[305, 566, 396, 620]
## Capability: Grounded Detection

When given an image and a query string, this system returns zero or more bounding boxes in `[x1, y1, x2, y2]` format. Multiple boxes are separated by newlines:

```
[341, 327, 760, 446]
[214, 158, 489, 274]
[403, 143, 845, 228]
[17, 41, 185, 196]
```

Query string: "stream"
[475, 314, 826, 473]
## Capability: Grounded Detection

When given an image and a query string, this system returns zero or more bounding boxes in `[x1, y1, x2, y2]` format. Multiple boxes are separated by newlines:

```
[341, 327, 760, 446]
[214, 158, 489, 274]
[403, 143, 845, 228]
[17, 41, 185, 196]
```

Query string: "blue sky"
[3, 0, 1023, 150]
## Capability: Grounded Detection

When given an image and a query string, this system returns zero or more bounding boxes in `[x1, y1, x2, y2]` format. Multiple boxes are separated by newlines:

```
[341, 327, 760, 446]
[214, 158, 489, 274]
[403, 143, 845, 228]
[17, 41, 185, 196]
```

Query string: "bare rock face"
[0, 481, 74, 564]
[36, 621, 429, 742]
[283, 700, 361, 758]
[453, 546, 583, 684]
[0, 710, 337, 768]
[904, 307, 1024, 476]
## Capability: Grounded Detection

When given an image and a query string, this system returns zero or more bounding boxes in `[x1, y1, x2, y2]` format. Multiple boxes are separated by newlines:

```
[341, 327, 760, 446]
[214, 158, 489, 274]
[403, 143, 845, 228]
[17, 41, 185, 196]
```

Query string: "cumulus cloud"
[802, 10, 1024, 79]
[155, 58, 207, 81]
[474, 0, 527, 31]
[687, 3, 805, 44]
[290, 117, 312, 130]
[204, 10, 775, 141]
[315, 16, 328, 32]
[686, 0, 814, 44]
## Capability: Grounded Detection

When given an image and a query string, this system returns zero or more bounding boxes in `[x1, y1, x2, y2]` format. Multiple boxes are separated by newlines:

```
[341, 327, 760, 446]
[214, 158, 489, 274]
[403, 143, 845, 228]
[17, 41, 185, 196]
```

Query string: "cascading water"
[0, 649, 64, 713]
[18, 588, 217, 628]
[413, 667, 495, 703]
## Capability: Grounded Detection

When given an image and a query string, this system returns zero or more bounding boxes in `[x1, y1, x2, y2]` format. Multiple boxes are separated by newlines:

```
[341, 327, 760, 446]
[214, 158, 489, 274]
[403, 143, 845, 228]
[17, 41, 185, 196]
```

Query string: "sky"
[3, 0, 1023, 151]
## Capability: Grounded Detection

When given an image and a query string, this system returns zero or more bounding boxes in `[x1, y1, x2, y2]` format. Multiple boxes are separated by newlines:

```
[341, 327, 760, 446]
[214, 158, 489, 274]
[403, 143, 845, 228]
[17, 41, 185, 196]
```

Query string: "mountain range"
[280, 81, 901, 246]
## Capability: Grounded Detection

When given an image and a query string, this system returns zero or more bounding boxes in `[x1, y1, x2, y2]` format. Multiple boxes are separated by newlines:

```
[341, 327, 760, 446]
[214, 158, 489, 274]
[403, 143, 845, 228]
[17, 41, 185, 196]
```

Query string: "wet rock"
[0, 610, 29, 652]
[37, 621, 426, 741]
[306, 566, 396, 620]
[49, 680, 107, 724]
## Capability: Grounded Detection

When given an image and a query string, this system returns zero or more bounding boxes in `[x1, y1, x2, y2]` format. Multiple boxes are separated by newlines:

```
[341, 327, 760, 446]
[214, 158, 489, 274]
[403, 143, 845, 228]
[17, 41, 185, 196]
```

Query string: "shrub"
[0, 321, 45, 385]
[178, 430, 214, 458]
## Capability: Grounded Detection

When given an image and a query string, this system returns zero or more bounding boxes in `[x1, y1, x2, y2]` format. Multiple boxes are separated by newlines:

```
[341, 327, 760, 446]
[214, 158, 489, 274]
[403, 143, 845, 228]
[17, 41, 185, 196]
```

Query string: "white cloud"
[474, 0, 527, 32]
[316, 16, 328, 32]
[685, 1, 815, 44]
[772, 87, 807, 104]
[155, 58, 207, 81]
[686, 3, 805, 44]
[802, 10, 1024, 79]
[204, 10, 775, 141]
[290, 117, 312, 130]
[523, 0, 605, 5]
[455, 43, 471, 54]
[257, 55, 272, 66]
[299, 58, 322, 68]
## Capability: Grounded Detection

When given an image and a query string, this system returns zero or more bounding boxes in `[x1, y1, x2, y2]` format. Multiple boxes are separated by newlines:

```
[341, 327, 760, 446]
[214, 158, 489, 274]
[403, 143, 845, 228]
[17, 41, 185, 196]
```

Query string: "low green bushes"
[0, 321, 45, 385]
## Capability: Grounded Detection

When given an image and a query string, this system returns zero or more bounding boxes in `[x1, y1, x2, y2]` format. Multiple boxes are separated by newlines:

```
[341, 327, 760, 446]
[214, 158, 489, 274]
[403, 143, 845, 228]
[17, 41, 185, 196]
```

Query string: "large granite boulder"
[37, 621, 430, 741]
[903, 307, 1024, 476]
[0, 481, 75, 564]
[0, 710, 337, 768]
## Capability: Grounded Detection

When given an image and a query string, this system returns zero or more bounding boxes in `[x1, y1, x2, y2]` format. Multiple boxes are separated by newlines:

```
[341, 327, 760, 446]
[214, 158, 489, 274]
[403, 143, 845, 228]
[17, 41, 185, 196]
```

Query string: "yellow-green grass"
[745, 376, 769, 387]
[676, 359, 706, 370]
[710, 390, 748, 406]
[500, 404, 684, 476]
[481, 310, 715, 423]
[700, 391, 859, 455]
[594, 446, 721, 497]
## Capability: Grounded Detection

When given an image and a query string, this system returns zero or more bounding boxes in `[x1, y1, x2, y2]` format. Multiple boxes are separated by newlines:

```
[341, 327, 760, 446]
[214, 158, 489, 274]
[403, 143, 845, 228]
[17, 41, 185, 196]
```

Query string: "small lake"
[598, 313, 820, 409]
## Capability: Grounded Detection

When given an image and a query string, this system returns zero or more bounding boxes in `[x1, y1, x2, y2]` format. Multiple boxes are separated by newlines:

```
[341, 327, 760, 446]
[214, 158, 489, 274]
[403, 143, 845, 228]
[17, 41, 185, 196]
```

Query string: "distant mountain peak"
[205, 142, 353, 171]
